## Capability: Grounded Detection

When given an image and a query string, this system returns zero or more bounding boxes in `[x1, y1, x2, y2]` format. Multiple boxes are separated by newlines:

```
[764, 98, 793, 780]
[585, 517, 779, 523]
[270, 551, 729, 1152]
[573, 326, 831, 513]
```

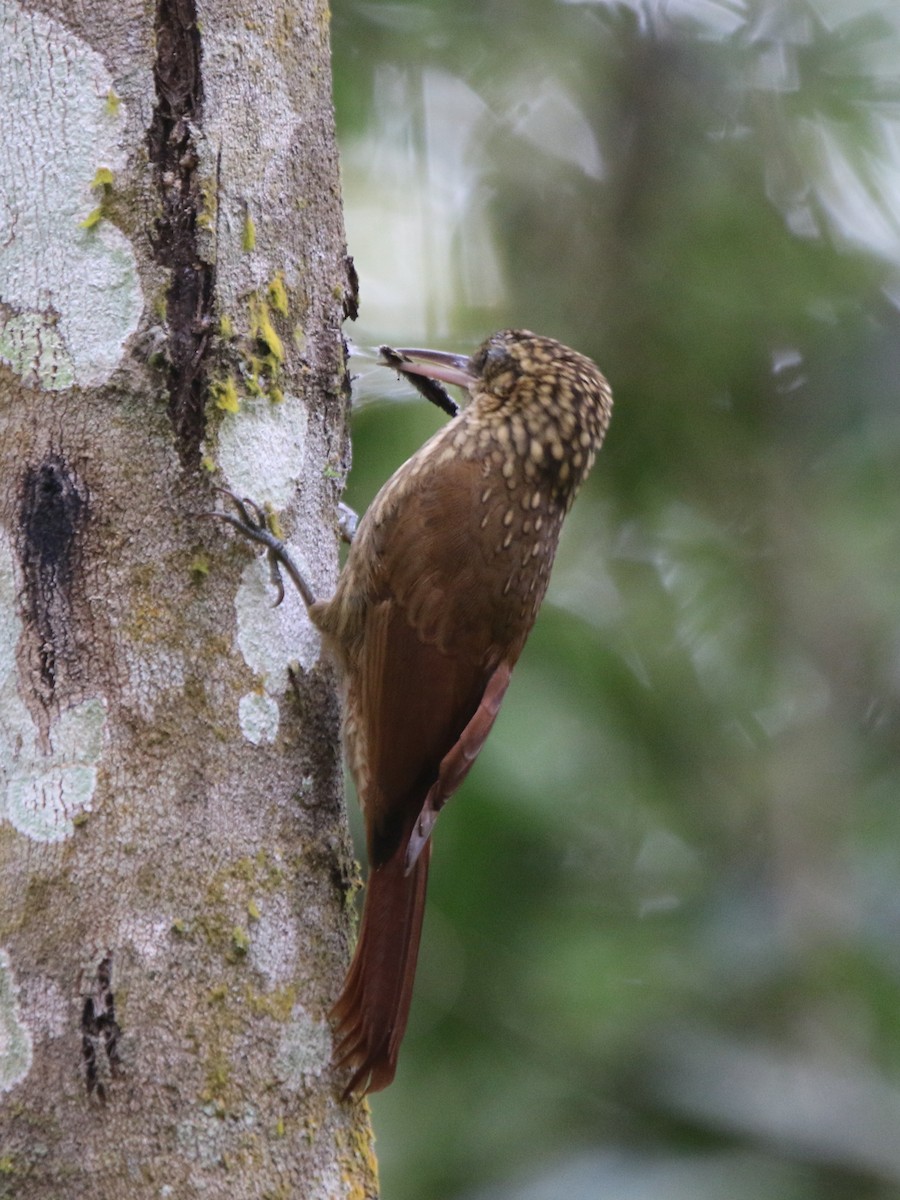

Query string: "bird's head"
[385, 329, 612, 456]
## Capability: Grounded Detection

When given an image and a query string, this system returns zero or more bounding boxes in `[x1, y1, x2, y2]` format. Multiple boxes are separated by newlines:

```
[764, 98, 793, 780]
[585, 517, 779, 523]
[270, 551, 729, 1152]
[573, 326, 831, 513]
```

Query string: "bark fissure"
[342, 254, 360, 321]
[16, 455, 88, 707]
[81, 955, 121, 1103]
[147, 0, 214, 467]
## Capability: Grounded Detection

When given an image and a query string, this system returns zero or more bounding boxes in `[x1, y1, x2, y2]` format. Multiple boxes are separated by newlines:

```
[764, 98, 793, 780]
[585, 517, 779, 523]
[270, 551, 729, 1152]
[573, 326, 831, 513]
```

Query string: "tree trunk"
[0, 1, 375, 1195]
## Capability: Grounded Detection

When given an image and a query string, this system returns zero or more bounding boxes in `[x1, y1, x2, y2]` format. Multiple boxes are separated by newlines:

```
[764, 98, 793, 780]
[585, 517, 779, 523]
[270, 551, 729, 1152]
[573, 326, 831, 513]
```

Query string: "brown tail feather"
[330, 841, 431, 1096]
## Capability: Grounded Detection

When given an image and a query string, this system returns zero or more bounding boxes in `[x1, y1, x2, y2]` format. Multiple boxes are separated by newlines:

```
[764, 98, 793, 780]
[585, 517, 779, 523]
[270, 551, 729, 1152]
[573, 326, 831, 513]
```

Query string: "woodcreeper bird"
[216, 329, 612, 1096]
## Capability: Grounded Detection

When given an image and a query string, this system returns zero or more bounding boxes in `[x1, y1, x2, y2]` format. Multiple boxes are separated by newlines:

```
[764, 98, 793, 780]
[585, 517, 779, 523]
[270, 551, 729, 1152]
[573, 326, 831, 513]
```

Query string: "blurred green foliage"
[332, 2, 900, 1197]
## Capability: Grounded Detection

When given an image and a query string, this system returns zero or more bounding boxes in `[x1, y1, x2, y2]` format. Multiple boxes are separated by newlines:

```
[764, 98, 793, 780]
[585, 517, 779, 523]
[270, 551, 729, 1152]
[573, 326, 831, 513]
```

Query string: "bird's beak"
[385, 347, 475, 389]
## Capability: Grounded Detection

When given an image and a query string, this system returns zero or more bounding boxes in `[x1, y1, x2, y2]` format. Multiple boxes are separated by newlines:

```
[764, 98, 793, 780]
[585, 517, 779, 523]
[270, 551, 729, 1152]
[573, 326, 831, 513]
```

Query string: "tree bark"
[0, 1, 375, 1195]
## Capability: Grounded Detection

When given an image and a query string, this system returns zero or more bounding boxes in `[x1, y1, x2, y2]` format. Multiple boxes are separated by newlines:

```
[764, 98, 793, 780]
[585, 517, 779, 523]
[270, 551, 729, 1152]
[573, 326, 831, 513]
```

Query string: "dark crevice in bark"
[342, 255, 360, 321]
[17, 455, 88, 707]
[147, 0, 213, 468]
[81, 955, 122, 1103]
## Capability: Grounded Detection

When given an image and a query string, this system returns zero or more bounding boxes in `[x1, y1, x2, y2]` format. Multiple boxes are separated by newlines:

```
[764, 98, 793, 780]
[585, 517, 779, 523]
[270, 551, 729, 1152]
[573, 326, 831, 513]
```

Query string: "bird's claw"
[205, 488, 316, 608]
[205, 488, 274, 545]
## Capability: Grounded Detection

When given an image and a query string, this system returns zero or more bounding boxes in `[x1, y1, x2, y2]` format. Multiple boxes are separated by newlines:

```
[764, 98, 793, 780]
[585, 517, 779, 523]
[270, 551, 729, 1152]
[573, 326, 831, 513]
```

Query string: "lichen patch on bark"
[0, 0, 143, 390]
[0, 949, 32, 1092]
[0, 529, 107, 842]
[233, 554, 322, 745]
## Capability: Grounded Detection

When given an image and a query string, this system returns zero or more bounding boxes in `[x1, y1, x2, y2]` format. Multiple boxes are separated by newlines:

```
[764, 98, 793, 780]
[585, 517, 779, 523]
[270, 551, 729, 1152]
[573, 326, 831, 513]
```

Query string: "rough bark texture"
[0, 1, 375, 1196]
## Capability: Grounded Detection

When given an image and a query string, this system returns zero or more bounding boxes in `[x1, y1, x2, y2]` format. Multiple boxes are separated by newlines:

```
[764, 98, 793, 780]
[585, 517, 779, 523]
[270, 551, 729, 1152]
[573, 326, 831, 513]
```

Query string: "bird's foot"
[206, 488, 316, 608]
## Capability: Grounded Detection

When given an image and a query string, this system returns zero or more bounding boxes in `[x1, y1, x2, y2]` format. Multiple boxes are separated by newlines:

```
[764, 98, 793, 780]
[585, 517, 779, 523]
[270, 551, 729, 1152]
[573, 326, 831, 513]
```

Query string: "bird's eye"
[478, 338, 516, 387]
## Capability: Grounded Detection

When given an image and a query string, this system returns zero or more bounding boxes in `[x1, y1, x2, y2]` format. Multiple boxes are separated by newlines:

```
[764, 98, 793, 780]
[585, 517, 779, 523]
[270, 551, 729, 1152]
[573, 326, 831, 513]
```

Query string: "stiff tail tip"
[330, 843, 431, 1098]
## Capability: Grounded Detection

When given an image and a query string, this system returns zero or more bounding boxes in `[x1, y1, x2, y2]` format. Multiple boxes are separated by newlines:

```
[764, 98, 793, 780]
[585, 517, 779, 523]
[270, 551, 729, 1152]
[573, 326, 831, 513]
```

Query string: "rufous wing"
[349, 452, 527, 862]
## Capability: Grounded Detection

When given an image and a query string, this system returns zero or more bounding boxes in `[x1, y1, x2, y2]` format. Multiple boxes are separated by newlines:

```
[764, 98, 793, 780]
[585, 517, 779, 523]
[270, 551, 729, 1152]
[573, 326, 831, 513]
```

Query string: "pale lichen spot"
[0, 531, 108, 842]
[502, 530, 513, 549]
[219, 395, 309, 507]
[0, 4, 143, 390]
[3, 698, 107, 842]
[502, 458, 515, 479]
[235, 552, 320, 722]
[503, 509, 514, 528]
[531, 492, 541, 509]
[0, 950, 32, 1092]
[238, 692, 279, 744]
[530, 439, 544, 463]
[275, 1006, 333, 1086]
